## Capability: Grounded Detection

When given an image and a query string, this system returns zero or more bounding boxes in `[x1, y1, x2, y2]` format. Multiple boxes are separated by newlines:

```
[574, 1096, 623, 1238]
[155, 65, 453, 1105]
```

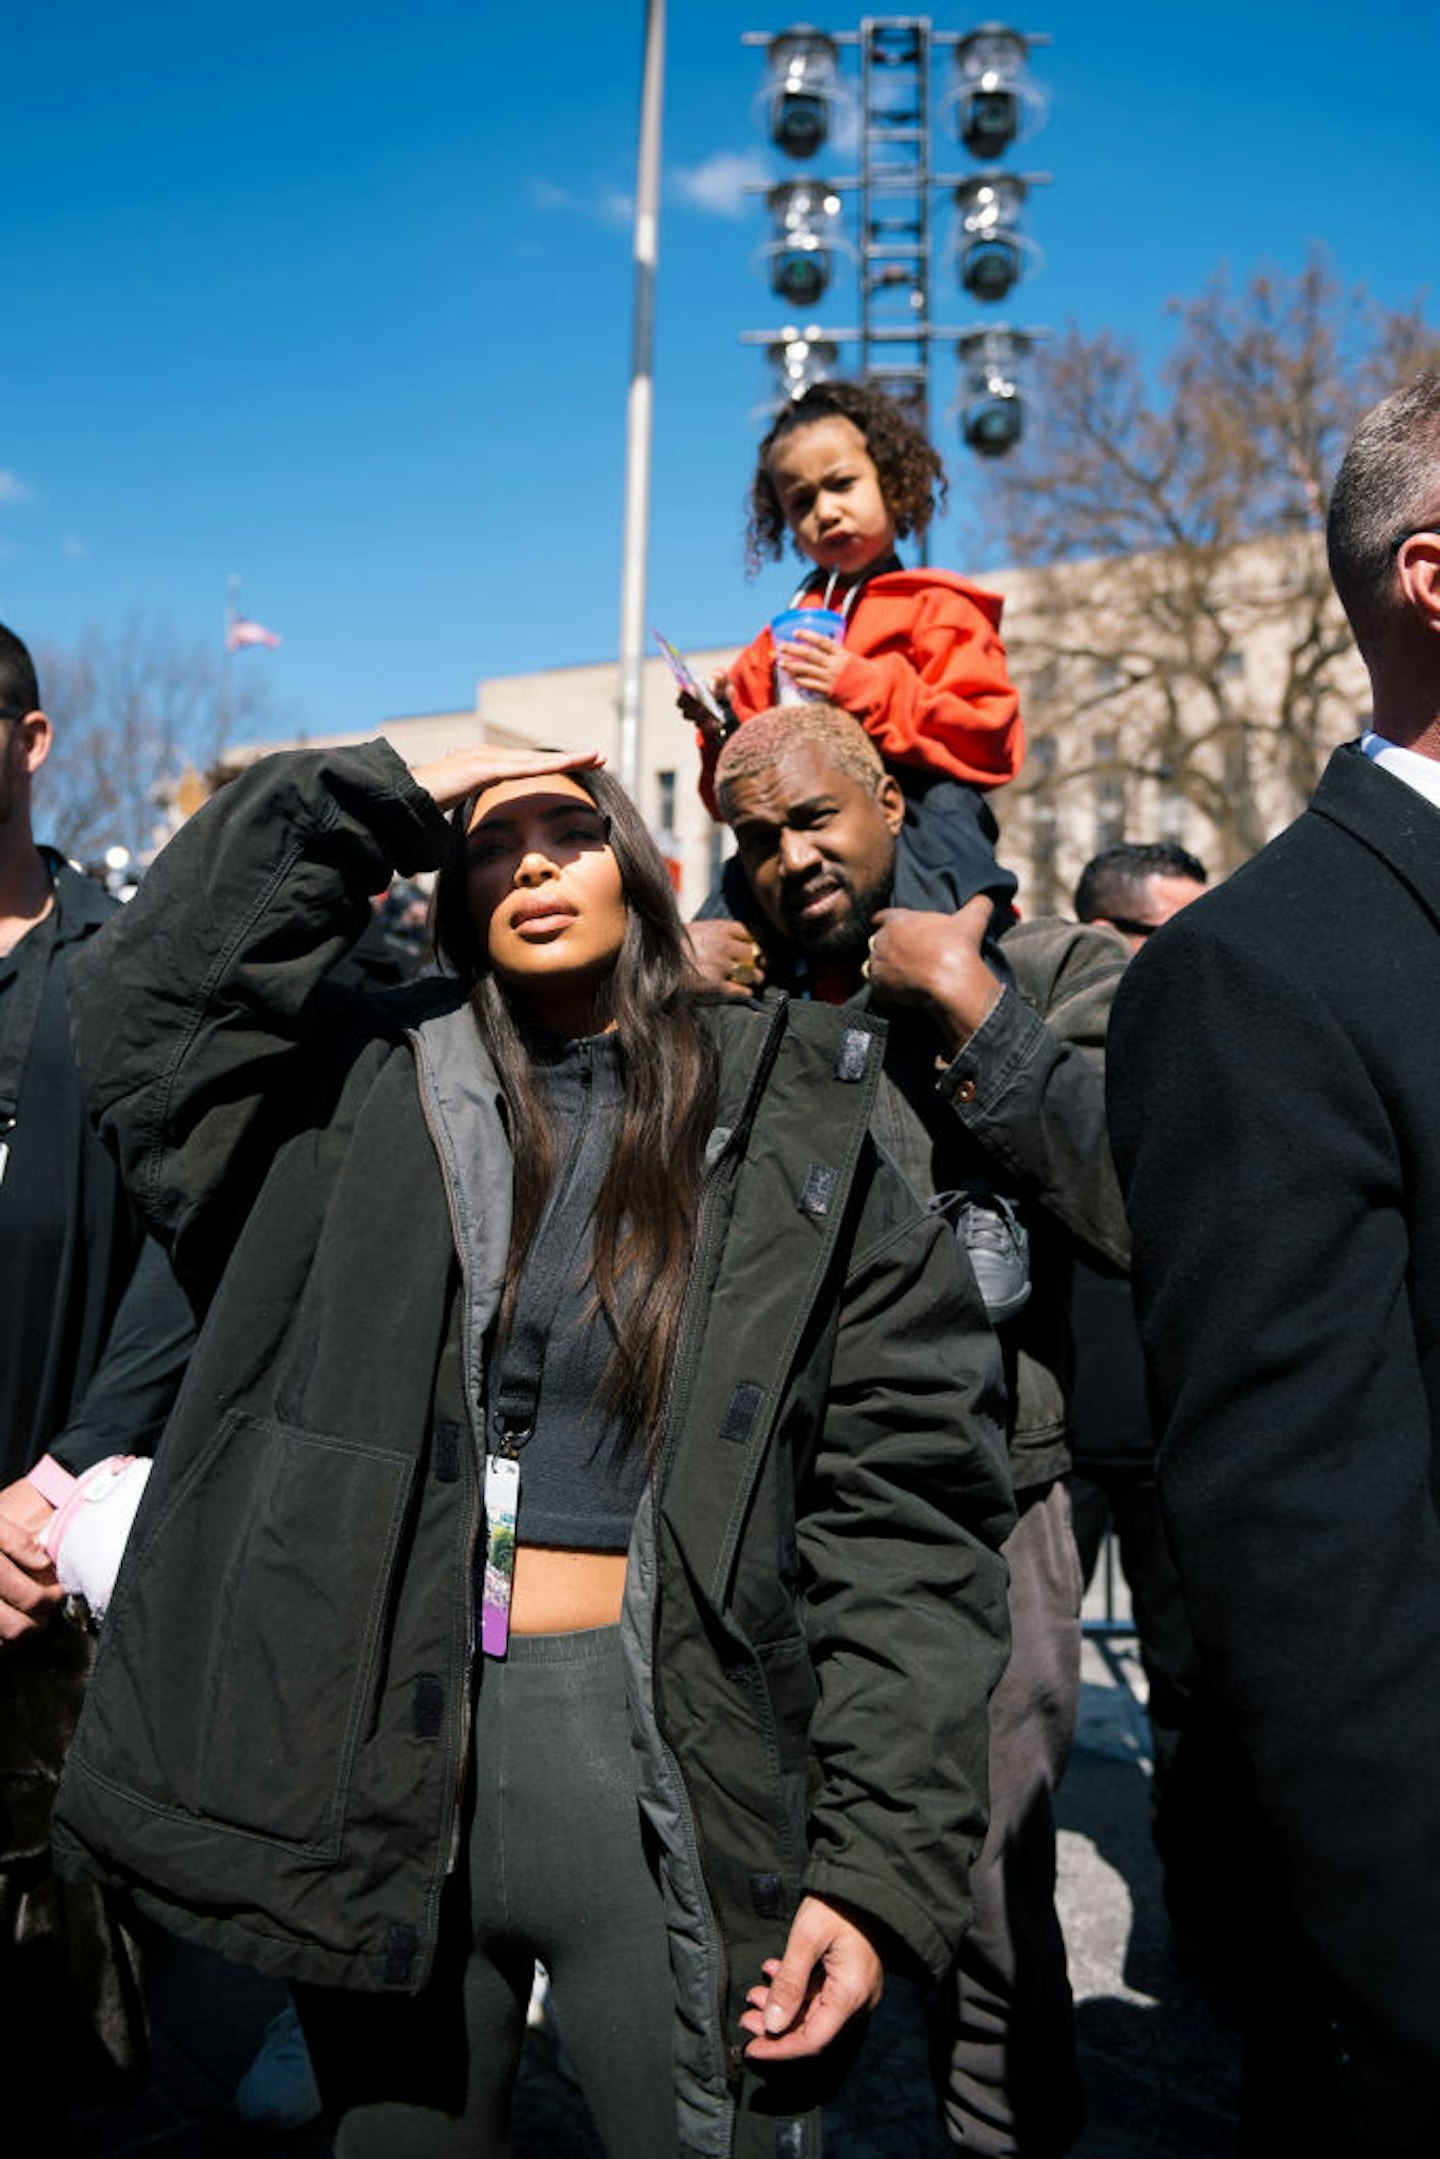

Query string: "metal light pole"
[616, 0, 666, 795]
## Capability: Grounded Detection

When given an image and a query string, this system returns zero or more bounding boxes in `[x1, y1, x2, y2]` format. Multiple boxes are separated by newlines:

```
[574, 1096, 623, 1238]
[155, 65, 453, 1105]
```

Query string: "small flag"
[226, 617, 281, 652]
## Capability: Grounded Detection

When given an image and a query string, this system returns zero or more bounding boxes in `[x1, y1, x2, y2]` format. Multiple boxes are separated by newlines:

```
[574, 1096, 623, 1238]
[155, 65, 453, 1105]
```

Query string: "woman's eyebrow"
[469, 802, 605, 844]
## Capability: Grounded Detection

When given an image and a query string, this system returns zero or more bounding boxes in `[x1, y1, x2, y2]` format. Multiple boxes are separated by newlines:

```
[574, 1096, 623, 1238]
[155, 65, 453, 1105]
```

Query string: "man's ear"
[1396, 534, 1440, 631]
[877, 773, 905, 838]
[17, 709, 52, 777]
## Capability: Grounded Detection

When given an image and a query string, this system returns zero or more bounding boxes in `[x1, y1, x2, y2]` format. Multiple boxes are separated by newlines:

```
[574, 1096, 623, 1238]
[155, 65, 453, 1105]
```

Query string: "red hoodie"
[699, 566, 1023, 817]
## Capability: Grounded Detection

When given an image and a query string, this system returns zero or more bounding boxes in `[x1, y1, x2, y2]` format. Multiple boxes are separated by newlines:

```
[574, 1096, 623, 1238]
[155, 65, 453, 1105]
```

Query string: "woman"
[51, 737, 1012, 2158]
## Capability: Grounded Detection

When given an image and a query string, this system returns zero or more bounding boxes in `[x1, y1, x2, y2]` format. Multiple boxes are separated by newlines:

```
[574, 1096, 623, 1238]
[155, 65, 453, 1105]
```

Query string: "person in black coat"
[0, 623, 193, 2133]
[1108, 371, 1440, 2158]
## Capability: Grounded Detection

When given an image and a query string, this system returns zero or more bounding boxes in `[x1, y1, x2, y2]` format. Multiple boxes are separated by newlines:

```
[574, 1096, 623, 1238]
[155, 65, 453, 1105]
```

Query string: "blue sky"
[3, 0, 1434, 743]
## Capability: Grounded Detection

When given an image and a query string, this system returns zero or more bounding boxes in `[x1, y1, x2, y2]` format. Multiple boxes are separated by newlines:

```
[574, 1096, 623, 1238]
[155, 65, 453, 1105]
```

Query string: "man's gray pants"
[932, 1478, 1085, 2156]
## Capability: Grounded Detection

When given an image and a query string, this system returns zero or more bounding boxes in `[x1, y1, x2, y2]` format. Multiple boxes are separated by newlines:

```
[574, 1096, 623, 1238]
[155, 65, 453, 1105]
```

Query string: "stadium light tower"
[741, 18, 1050, 454]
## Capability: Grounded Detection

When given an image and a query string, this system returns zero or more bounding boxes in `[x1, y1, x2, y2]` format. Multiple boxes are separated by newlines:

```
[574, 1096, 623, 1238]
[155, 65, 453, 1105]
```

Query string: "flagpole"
[221, 572, 239, 746]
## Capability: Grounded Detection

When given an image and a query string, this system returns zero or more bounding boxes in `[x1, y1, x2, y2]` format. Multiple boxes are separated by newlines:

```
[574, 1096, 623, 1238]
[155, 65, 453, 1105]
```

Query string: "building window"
[656, 768, 677, 836]
[1160, 789, 1189, 844]
[1094, 732, 1124, 850]
[1028, 739, 1059, 916]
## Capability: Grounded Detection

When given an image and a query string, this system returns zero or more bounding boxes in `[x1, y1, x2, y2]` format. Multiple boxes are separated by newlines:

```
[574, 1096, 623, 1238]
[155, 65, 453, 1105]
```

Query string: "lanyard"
[480, 1052, 612, 1658]
[0, 902, 58, 1190]
[791, 548, 904, 620]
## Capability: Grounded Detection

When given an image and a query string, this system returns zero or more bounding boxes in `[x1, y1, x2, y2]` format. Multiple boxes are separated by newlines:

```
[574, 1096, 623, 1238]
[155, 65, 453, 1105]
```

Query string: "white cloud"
[61, 534, 87, 558]
[671, 150, 770, 218]
[527, 177, 633, 230]
[0, 469, 34, 505]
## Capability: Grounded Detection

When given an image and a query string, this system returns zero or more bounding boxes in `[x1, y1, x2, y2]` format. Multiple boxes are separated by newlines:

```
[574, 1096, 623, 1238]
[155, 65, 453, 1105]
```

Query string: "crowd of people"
[3, 367, 1439, 2159]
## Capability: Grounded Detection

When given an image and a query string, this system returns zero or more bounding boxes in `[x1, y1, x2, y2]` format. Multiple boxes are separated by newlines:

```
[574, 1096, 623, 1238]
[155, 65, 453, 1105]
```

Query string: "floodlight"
[762, 180, 846, 309]
[965, 388, 1023, 454]
[767, 326, 841, 403]
[956, 327, 1038, 458]
[951, 26, 1036, 162]
[953, 174, 1045, 304]
[763, 30, 840, 160]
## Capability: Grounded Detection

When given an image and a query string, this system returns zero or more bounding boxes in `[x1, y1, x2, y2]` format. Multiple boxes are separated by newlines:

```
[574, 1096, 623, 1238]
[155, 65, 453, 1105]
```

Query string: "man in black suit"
[1108, 372, 1440, 2157]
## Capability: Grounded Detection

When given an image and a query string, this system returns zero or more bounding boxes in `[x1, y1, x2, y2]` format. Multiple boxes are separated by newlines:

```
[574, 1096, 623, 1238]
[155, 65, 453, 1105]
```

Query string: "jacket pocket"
[753, 1633, 817, 1867]
[102, 1410, 415, 1857]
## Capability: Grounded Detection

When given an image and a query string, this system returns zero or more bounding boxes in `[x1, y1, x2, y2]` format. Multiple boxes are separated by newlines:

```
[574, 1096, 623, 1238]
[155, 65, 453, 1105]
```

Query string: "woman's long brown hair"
[433, 767, 719, 1438]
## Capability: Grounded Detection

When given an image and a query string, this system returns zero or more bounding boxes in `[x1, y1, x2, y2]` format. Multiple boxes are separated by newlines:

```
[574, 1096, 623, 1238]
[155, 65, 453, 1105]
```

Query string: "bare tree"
[32, 617, 283, 864]
[972, 252, 1440, 881]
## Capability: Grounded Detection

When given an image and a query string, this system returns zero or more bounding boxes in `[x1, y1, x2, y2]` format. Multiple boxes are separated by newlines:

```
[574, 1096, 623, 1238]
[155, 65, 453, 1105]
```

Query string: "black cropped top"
[487, 1032, 649, 1552]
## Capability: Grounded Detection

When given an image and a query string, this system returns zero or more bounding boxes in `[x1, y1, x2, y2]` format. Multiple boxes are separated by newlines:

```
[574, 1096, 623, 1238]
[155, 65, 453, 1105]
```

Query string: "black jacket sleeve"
[798, 1143, 1014, 1973]
[68, 742, 450, 1299]
[940, 917, 1129, 1268]
[48, 1234, 195, 1475]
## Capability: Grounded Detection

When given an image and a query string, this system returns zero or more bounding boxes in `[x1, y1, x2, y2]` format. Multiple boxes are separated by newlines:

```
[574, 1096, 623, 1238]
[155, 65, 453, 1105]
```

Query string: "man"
[0, 624, 192, 2119]
[1072, 840, 1207, 952]
[1068, 842, 1223, 1955]
[1108, 372, 1440, 2156]
[702, 703, 1130, 2158]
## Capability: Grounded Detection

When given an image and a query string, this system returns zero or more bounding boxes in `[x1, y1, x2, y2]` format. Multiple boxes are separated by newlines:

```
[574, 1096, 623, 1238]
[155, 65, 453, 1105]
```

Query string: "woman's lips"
[508, 897, 578, 935]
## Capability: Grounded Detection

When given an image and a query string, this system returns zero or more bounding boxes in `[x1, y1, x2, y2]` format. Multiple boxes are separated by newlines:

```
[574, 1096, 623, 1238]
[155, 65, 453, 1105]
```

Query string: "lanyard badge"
[480, 1450, 521, 1659]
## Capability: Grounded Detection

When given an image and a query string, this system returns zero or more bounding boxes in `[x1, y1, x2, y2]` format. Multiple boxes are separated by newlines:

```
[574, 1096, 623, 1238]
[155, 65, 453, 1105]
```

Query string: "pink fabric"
[26, 1453, 77, 1507]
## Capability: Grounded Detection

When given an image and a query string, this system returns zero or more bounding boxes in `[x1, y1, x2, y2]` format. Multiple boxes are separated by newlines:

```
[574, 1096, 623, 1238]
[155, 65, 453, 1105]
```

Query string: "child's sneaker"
[933, 1187, 1031, 1324]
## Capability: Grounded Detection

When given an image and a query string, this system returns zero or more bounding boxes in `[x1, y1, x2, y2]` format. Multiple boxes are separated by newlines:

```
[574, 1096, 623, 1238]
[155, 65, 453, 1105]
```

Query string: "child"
[684, 376, 1023, 923]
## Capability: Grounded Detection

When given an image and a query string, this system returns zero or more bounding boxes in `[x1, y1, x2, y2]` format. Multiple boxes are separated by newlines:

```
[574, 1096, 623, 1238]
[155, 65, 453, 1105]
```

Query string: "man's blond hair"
[714, 703, 887, 821]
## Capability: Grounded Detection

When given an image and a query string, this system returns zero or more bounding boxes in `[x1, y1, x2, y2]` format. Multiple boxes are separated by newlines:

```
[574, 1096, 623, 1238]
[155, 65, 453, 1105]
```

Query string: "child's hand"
[777, 628, 847, 700]
[678, 689, 723, 744]
[679, 672, 732, 747]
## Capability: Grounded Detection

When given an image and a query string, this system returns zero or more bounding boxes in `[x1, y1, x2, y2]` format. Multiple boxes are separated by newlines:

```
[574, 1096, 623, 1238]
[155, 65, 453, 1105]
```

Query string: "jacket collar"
[1311, 740, 1440, 927]
[0, 850, 111, 986]
[43, 849, 116, 946]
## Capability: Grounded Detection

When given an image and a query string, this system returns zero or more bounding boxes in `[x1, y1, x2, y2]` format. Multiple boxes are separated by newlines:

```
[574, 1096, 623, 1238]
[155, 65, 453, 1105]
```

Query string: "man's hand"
[739, 1895, 884, 2063]
[685, 919, 767, 998]
[866, 893, 1004, 1052]
[0, 1476, 61, 1643]
[410, 745, 604, 815]
[776, 629, 847, 701]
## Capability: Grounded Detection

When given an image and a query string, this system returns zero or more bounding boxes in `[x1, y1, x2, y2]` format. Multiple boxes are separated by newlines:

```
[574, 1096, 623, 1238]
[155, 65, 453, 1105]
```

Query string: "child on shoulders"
[684, 377, 1023, 923]
[682, 380, 1030, 1322]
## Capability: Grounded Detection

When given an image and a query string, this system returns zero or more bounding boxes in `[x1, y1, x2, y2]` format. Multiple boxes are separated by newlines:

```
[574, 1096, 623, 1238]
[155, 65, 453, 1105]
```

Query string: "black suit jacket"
[1108, 742, 1440, 2153]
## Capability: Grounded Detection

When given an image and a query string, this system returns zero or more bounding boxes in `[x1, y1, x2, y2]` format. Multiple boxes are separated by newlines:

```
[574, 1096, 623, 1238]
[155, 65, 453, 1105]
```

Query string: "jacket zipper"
[406, 1030, 482, 1896]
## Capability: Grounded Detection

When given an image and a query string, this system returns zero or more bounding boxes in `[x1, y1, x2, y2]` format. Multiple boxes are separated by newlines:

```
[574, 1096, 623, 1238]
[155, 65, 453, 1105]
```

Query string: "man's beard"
[778, 865, 889, 963]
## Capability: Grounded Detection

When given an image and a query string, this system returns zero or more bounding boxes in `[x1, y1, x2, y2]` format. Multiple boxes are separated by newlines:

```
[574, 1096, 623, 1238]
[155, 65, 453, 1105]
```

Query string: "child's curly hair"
[745, 378, 948, 574]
